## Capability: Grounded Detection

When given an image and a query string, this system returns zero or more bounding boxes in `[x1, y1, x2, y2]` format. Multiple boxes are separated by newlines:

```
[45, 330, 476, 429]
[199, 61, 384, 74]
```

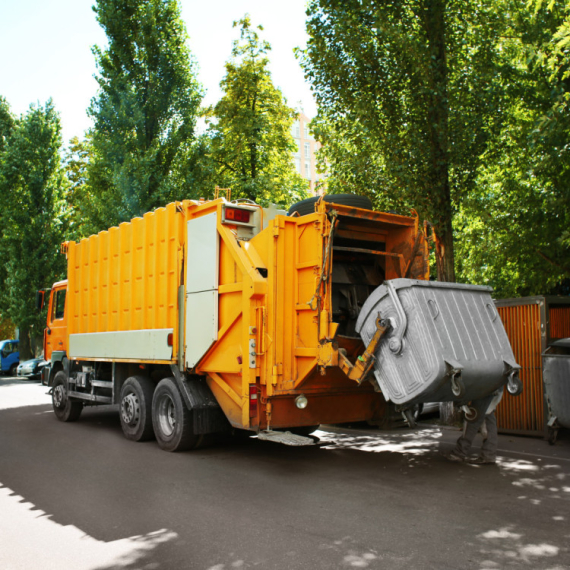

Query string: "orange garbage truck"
[40, 194, 522, 451]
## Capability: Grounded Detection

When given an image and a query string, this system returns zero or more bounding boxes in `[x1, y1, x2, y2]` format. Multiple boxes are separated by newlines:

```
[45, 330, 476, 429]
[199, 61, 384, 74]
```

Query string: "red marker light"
[225, 208, 251, 223]
[249, 385, 258, 417]
[167, 333, 173, 347]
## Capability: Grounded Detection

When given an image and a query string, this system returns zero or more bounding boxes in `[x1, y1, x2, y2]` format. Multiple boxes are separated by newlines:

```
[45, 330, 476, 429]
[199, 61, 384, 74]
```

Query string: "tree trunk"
[435, 217, 456, 282]
[18, 324, 33, 360]
[424, 2, 458, 424]
[423, 0, 456, 284]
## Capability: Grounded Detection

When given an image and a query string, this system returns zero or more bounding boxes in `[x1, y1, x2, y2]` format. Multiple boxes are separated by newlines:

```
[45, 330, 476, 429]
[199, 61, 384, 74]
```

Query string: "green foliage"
[64, 135, 93, 240]
[455, 3, 570, 297]
[299, 0, 512, 281]
[87, 0, 203, 230]
[0, 100, 68, 357]
[206, 16, 309, 208]
[0, 96, 15, 153]
[301, 0, 570, 294]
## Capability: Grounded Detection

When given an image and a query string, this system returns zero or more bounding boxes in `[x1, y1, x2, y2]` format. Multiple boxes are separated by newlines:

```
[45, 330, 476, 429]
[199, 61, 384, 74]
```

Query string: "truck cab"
[0, 339, 20, 376]
[42, 280, 68, 384]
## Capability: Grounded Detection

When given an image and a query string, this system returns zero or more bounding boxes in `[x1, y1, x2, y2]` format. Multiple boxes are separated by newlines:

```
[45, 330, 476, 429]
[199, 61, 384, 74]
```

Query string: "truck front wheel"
[152, 377, 203, 452]
[52, 371, 83, 422]
[119, 376, 155, 441]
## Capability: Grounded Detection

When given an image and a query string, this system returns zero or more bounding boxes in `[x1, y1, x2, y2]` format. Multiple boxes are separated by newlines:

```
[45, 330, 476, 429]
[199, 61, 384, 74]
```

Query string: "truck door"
[46, 284, 67, 360]
[0, 341, 19, 374]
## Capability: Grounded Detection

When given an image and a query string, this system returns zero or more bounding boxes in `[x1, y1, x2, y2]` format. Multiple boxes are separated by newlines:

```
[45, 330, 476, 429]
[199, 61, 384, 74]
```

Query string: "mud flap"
[170, 365, 230, 435]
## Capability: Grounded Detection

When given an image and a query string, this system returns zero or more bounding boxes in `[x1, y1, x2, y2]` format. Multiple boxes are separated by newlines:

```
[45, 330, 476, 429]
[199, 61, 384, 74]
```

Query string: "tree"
[455, 3, 570, 297]
[88, 0, 203, 230]
[64, 136, 93, 240]
[299, 0, 511, 282]
[206, 16, 308, 207]
[0, 96, 15, 153]
[0, 101, 68, 359]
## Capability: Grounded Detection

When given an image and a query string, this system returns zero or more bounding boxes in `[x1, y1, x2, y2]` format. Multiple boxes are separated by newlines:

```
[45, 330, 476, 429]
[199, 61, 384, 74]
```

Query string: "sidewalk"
[321, 420, 570, 463]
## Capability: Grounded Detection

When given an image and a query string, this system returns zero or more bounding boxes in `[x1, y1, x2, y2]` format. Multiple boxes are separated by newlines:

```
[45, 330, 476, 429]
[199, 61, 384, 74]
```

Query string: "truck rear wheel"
[52, 371, 83, 422]
[119, 376, 155, 442]
[152, 377, 203, 452]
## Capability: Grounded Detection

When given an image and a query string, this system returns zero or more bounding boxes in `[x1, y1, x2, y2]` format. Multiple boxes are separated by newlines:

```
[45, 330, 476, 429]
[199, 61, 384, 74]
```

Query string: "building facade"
[292, 112, 324, 195]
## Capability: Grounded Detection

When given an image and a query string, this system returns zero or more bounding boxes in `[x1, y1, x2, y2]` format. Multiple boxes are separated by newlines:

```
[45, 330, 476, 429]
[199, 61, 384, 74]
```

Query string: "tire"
[288, 194, 373, 217]
[411, 404, 423, 422]
[52, 371, 82, 422]
[119, 376, 155, 442]
[152, 377, 203, 452]
[507, 376, 523, 396]
[9, 363, 18, 377]
[464, 406, 478, 422]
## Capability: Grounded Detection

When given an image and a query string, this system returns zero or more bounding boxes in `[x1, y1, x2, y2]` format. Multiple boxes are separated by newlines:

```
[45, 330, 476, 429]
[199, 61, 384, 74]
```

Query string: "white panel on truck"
[185, 290, 218, 368]
[69, 329, 173, 361]
[186, 213, 219, 293]
[185, 213, 219, 368]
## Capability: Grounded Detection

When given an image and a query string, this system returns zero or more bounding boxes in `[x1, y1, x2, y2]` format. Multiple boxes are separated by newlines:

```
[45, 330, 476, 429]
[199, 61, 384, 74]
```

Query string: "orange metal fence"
[495, 297, 570, 436]
[550, 307, 570, 339]
[496, 303, 543, 434]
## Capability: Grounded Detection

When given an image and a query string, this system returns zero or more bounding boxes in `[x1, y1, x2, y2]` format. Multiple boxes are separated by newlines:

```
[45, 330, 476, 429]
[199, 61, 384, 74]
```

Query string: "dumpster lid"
[550, 338, 570, 349]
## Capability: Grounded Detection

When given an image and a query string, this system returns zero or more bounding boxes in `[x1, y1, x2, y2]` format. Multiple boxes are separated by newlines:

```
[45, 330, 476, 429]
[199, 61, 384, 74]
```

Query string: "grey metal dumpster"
[356, 279, 522, 407]
[543, 338, 570, 444]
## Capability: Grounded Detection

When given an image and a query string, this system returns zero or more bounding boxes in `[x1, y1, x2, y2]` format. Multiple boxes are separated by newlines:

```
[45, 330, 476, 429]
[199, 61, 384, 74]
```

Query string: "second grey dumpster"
[543, 338, 570, 444]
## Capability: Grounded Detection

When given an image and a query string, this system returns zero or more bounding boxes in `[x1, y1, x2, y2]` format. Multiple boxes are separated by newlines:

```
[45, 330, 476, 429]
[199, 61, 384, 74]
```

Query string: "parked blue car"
[0, 339, 19, 376]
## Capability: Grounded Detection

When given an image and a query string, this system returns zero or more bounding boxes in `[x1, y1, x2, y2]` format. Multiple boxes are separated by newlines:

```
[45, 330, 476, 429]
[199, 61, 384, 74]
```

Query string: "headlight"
[295, 394, 308, 409]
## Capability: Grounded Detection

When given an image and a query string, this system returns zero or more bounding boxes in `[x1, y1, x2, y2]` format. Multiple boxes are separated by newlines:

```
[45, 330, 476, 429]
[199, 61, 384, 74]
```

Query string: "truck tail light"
[225, 208, 251, 224]
[249, 385, 258, 417]
[167, 333, 173, 347]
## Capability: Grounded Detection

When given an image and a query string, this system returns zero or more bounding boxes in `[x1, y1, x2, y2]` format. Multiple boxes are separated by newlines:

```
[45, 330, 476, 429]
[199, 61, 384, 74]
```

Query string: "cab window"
[1, 343, 14, 358]
[52, 289, 66, 320]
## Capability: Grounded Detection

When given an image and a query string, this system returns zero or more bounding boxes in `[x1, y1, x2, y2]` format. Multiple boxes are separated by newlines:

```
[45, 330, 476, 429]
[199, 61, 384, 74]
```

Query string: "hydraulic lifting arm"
[338, 314, 390, 385]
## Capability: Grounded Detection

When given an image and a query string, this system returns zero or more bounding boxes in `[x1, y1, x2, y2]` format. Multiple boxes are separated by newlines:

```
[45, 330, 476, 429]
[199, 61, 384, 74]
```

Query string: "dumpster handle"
[385, 281, 407, 354]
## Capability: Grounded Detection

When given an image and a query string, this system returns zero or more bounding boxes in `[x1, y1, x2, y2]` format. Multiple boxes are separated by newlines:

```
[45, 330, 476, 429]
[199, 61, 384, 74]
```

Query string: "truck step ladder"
[257, 430, 316, 446]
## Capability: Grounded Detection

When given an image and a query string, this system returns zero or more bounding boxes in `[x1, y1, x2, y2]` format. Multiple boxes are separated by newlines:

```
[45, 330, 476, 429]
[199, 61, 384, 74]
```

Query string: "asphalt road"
[1, 377, 569, 570]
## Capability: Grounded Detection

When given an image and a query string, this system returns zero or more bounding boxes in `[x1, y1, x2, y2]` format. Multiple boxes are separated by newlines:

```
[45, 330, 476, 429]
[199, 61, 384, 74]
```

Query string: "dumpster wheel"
[507, 373, 523, 396]
[451, 375, 465, 398]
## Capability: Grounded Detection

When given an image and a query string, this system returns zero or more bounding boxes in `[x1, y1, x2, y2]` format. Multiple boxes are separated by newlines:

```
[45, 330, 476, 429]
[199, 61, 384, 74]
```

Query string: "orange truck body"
[44, 197, 428, 442]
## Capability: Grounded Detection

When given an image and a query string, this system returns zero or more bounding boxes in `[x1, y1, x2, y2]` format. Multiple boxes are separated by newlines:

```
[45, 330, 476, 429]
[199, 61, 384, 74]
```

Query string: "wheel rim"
[121, 393, 140, 426]
[53, 384, 65, 408]
[451, 375, 463, 397]
[157, 394, 176, 437]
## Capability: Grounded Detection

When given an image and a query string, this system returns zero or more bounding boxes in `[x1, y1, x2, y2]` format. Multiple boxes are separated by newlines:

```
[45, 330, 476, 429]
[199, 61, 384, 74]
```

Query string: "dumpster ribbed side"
[496, 304, 543, 434]
[550, 307, 570, 339]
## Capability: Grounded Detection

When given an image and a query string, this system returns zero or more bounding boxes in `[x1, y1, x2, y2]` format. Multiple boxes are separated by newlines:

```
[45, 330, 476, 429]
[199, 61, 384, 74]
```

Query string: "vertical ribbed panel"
[496, 304, 543, 433]
[66, 206, 183, 359]
[550, 307, 570, 339]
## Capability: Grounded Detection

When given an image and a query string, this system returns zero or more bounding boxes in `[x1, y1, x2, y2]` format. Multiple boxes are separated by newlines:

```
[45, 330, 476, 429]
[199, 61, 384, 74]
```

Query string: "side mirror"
[36, 290, 45, 311]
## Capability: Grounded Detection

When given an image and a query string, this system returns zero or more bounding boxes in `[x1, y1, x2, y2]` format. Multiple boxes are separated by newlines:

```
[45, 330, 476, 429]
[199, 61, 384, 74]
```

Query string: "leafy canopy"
[0, 100, 68, 357]
[299, 0, 511, 281]
[206, 15, 308, 207]
[455, 2, 570, 297]
[87, 0, 203, 230]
